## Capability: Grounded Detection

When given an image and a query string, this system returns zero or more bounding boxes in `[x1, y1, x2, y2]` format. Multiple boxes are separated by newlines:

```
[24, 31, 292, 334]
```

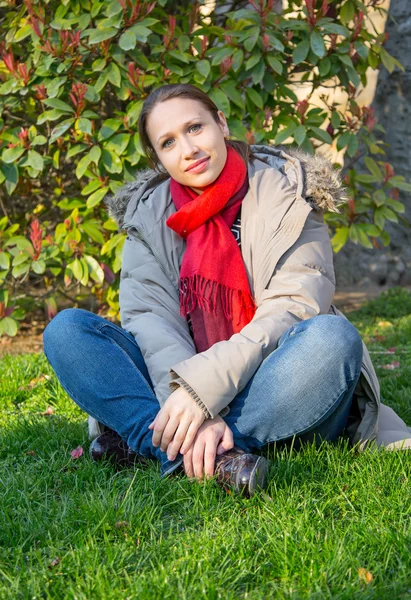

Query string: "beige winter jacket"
[97, 144, 410, 450]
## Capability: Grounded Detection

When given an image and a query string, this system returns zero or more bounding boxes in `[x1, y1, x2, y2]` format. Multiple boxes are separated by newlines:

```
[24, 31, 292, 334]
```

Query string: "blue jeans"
[43, 309, 363, 476]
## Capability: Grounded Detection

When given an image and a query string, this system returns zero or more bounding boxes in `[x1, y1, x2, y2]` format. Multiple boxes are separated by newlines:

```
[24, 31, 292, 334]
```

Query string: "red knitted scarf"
[166, 146, 256, 352]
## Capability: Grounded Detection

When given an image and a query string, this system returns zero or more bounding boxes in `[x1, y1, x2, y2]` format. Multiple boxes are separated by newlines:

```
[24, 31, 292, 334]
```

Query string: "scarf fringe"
[180, 274, 256, 326]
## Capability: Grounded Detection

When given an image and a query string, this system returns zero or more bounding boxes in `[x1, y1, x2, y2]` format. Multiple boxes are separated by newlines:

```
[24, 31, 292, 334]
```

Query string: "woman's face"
[145, 97, 229, 194]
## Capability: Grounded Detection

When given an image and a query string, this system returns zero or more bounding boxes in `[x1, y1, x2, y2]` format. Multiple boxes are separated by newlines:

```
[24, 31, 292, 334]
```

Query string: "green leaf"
[0, 251, 10, 270]
[331, 111, 341, 129]
[105, 133, 130, 155]
[321, 23, 350, 36]
[244, 27, 259, 52]
[119, 30, 136, 51]
[14, 25, 33, 42]
[208, 89, 230, 117]
[129, 24, 152, 42]
[101, 149, 122, 174]
[318, 56, 330, 76]
[310, 30, 326, 58]
[12, 262, 30, 278]
[221, 81, 244, 110]
[44, 98, 74, 113]
[380, 48, 396, 73]
[81, 220, 105, 245]
[76, 118, 93, 135]
[346, 134, 358, 158]
[364, 157, 382, 180]
[246, 88, 263, 110]
[107, 62, 122, 88]
[95, 70, 109, 93]
[294, 125, 306, 146]
[374, 207, 385, 230]
[275, 124, 297, 145]
[336, 131, 351, 151]
[86, 187, 109, 208]
[309, 126, 332, 145]
[292, 39, 310, 64]
[84, 255, 104, 283]
[340, 0, 355, 25]
[245, 52, 262, 71]
[0, 163, 18, 195]
[356, 174, 381, 184]
[196, 60, 211, 80]
[32, 258, 46, 274]
[81, 179, 102, 196]
[66, 144, 87, 159]
[2, 146, 25, 164]
[126, 101, 143, 127]
[88, 28, 118, 44]
[70, 257, 83, 281]
[37, 109, 68, 124]
[266, 55, 283, 75]
[1, 317, 18, 337]
[98, 118, 122, 140]
[49, 118, 75, 144]
[391, 180, 411, 192]
[331, 227, 349, 252]
[75, 146, 101, 179]
[92, 58, 107, 72]
[27, 150, 44, 172]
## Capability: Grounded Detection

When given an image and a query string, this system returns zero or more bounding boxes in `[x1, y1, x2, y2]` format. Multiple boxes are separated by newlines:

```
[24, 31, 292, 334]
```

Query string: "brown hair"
[137, 83, 254, 173]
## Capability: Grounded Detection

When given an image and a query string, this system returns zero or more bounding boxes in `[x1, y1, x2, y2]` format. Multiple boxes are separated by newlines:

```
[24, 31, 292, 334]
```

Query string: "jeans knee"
[43, 308, 89, 357]
[309, 315, 363, 378]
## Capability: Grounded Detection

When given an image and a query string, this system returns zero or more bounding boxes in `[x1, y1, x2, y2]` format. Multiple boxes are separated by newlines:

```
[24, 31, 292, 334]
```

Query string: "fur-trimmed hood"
[105, 144, 347, 229]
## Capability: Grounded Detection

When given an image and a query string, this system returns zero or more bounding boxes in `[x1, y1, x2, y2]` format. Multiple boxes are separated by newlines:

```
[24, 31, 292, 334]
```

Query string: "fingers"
[192, 437, 206, 480]
[216, 425, 234, 455]
[166, 420, 191, 461]
[183, 446, 194, 479]
[151, 409, 169, 448]
[180, 421, 202, 456]
[158, 417, 180, 453]
[204, 438, 218, 479]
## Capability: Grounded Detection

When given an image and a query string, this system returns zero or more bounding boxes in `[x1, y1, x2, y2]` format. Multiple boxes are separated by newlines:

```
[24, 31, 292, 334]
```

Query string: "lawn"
[1, 288, 410, 599]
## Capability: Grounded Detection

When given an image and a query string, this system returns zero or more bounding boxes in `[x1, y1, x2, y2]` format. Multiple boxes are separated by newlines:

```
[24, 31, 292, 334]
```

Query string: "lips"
[186, 157, 209, 171]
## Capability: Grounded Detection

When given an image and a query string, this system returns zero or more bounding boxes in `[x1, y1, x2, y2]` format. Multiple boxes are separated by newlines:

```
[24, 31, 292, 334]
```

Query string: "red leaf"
[70, 446, 84, 459]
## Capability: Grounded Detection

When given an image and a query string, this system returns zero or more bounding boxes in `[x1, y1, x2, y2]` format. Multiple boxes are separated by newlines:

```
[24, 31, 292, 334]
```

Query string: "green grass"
[1, 288, 411, 599]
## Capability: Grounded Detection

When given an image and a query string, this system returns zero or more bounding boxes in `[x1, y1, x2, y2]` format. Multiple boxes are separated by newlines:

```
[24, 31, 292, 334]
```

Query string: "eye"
[190, 123, 202, 133]
[162, 138, 174, 149]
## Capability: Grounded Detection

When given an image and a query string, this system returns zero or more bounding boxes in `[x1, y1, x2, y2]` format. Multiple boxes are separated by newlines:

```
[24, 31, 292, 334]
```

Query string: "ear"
[217, 110, 229, 137]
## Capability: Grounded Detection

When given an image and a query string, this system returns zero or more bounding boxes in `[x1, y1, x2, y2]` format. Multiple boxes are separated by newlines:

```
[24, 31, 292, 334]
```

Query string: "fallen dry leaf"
[25, 450, 37, 457]
[70, 446, 84, 459]
[48, 557, 60, 569]
[41, 406, 54, 416]
[115, 521, 130, 529]
[358, 567, 373, 584]
[382, 361, 400, 370]
[28, 375, 51, 388]
[377, 321, 393, 328]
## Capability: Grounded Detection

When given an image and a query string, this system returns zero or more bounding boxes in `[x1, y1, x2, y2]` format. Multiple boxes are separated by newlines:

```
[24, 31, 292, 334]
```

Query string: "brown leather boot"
[89, 429, 147, 468]
[214, 446, 269, 497]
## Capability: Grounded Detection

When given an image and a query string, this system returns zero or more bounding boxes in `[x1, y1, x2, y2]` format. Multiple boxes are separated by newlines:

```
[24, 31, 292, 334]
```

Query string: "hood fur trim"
[105, 145, 347, 228]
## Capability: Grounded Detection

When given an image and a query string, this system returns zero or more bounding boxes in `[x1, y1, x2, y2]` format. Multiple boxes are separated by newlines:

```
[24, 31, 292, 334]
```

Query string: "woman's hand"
[183, 416, 234, 480]
[148, 386, 206, 461]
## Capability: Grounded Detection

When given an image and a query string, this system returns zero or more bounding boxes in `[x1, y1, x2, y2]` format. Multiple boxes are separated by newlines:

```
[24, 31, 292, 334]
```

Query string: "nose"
[181, 136, 199, 159]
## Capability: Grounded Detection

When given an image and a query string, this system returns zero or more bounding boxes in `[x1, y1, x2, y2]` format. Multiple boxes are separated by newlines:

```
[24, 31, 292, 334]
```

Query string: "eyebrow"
[156, 118, 202, 145]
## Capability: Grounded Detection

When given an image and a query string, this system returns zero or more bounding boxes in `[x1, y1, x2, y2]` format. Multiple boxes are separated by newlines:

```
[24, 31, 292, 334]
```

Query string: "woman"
[44, 84, 411, 497]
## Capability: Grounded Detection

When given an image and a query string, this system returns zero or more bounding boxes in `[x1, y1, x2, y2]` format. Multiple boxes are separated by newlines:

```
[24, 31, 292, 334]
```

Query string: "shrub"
[0, 0, 410, 336]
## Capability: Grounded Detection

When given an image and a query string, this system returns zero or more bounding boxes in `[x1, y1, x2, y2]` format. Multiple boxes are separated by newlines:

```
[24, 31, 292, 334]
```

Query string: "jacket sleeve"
[120, 235, 196, 406]
[168, 209, 336, 417]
